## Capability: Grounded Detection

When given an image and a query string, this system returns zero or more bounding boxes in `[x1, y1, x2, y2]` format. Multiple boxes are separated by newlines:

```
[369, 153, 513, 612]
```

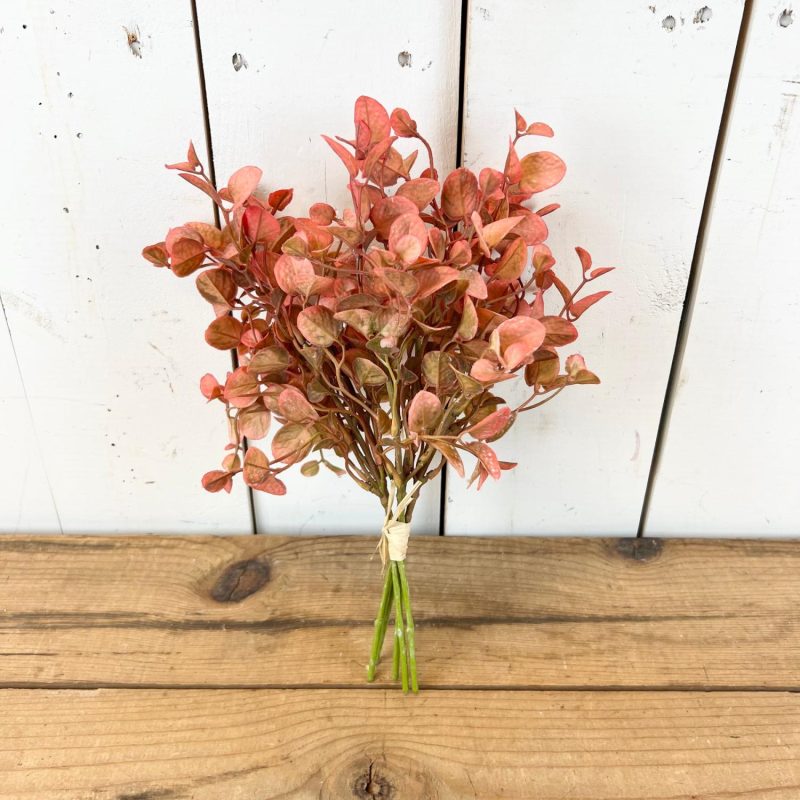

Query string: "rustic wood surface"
[2, 535, 799, 797]
[1, 535, 799, 689]
[1, 688, 798, 799]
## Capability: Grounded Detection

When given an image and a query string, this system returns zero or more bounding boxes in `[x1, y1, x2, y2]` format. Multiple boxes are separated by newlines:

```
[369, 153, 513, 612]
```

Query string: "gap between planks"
[637, 0, 755, 536]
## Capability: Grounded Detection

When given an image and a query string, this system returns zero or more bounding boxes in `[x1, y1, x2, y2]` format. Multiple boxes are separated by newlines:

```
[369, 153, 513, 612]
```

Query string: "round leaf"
[205, 316, 242, 350]
[441, 167, 479, 220]
[407, 390, 443, 434]
[237, 405, 271, 440]
[519, 151, 566, 193]
[271, 423, 314, 464]
[297, 306, 338, 346]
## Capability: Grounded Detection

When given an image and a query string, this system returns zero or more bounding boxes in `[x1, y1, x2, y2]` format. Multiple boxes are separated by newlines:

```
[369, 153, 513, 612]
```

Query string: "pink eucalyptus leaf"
[271, 422, 314, 464]
[277, 386, 319, 424]
[575, 246, 592, 273]
[491, 316, 546, 370]
[228, 166, 262, 206]
[469, 442, 501, 481]
[464, 269, 488, 300]
[321, 135, 358, 177]
[224, 367, 261, 409]
[238, 404, 271, 440]
[309, 202, 336, 225]
[242, 204, 280, 243]
[441, 167, 479, 220]
[354, 96, 391, 145]
[481, 216, 523, 251]
[389, 212, 427, 264]
[541, 316, 579, 346]
[570, 290, 611, 319]
[370, 195, 419, 238]
[466, 407, 514, 441]
[505, 140, 522, 183]
[526, 122, 554, 137]
[199, 373, 223, 401]
[205, 316, 242, 350]
[479, 167, 505, 201]
[414, 266, 461, 301]
[390, 107, 418, 137]
[470, 358, 515, 384]
[456, 296, 479, 341]
[243, 447, 271, 487]
[519, 152, 566, 193]
[196, 269, 236, 309]
[427, 438, 465, 478]
[407, 390, 443, 434]
[179, 172, 222, 204]
[202, 470, 233, 493]
[396, 178, 440, 211]
[297, 305, 338, 346]
[493, 237, 527, 282]
[275, 255, 316, 297]
[509, 208, 548, 245]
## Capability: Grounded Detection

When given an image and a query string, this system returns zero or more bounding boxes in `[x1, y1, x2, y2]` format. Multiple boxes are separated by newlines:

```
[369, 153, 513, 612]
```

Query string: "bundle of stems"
[367, 546, 418, 693]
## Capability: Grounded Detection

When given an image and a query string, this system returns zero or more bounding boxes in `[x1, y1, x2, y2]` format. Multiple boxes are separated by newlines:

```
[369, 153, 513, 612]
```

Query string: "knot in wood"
[353, 764, 394, 799]
[615, 538, 663, 563]
[211, 558, 270, 603]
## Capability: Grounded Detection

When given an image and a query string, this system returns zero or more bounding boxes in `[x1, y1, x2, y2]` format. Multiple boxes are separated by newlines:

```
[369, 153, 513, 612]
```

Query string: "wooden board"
[447, 0, 745, 535]
[194, 0, 461, 535]
[1, 688, 798, 799]
[646, 0, 800, 536]
[0, 2, 252, 533]
[2, 535, 798, 689]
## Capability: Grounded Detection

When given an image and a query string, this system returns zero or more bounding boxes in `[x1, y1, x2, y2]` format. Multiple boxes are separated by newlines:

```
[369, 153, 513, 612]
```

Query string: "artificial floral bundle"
[143, 96, 611, 693]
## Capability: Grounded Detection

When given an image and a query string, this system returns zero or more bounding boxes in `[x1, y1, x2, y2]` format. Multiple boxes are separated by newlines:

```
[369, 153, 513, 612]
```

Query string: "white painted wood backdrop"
[2, 0, 797, 537]
[0, 2, 251, 534]
[646, 0, 800, 536]
[447, 0, 744, 535]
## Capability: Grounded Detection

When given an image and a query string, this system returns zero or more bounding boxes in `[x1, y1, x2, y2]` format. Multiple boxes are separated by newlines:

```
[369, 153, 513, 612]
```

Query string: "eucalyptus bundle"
[143, 97, 611, 693]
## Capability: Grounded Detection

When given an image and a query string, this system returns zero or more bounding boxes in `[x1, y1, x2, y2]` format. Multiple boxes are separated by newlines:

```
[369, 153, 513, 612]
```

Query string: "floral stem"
[366, 566, 394, 682]
[397, 560, 418, 693]
[390, 561, 409, 693]
[391, 615, 400, 681]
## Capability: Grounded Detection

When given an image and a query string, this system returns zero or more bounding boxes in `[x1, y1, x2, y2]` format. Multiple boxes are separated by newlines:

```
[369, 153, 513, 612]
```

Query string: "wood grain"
[448, 1, 744, 535]
[1, 535, 798, 689]
[0, 688, 798, 799]
[646, 0, 800, 536]
[195, 0, 461, 536]
[0, 1, 252, 534]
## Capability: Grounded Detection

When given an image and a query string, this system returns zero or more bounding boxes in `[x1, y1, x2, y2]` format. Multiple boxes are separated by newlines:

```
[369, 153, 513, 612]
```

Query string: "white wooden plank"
[196, 0, 461, 534]
[446, 0, 744, 535]
[646, 1, 800, 536]
[0, 2, 251, 533]
[0, 305, 60, 532]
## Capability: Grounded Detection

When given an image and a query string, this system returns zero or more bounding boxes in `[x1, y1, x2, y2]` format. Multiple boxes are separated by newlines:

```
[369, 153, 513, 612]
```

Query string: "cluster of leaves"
[143, 97, 611, 519]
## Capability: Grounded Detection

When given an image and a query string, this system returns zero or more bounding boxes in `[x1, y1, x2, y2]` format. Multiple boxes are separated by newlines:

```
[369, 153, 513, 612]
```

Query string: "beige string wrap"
[378, 481, 422, 568]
